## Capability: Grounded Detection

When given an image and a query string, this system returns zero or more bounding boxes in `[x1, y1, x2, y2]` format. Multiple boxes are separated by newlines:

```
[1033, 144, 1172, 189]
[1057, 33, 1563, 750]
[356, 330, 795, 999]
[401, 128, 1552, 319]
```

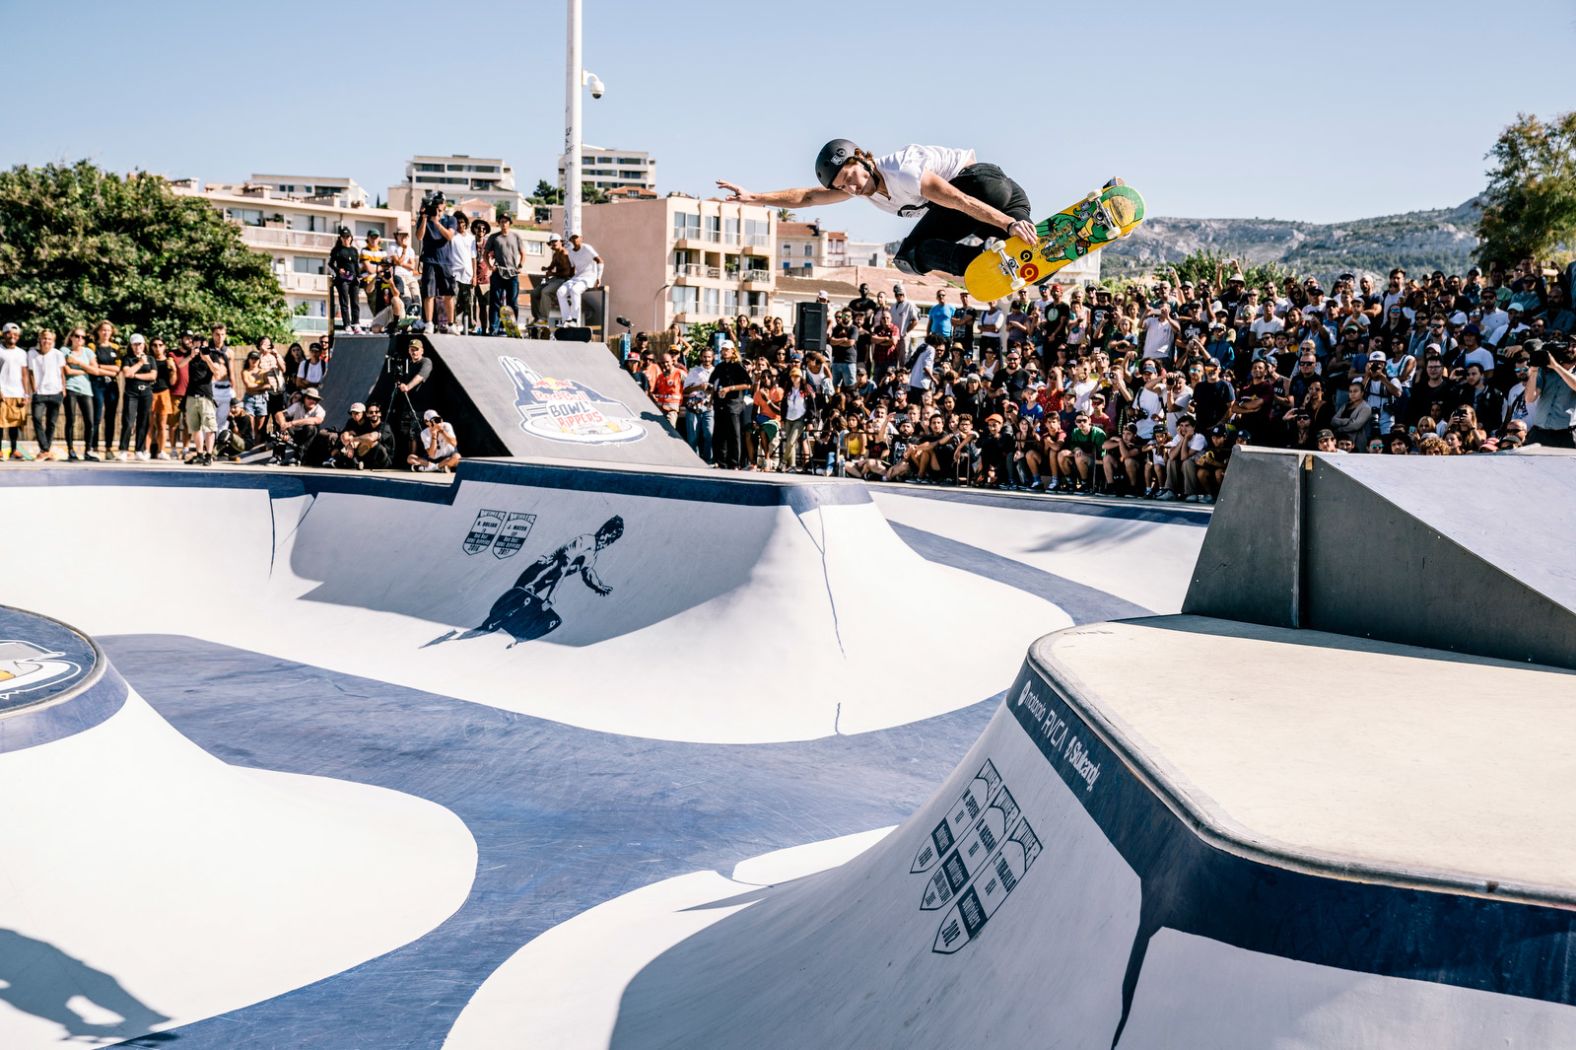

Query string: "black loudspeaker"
[795, 301, 828, 352]
[554, 326, 593, 342]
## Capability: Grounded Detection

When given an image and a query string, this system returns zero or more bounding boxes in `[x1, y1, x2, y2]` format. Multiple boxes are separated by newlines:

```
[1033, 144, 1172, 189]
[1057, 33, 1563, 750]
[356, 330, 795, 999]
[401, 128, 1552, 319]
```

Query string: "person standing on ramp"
[717, 140, 1038, 280]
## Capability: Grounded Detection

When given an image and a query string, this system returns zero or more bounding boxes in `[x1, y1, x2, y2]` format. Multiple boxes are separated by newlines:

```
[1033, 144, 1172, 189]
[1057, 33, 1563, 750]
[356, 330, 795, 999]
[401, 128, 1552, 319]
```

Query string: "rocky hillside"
[1101, 198, 1483, 280]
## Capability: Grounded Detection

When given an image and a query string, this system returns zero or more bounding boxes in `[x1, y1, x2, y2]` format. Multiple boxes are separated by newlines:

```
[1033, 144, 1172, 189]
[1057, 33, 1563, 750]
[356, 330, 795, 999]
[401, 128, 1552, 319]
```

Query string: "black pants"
[31, 394, 61, 454]
[1529, 425, 1575, 449]
[94, 379, 118, 452]
[715, 398, 749, 469]
[118, 388, 152, 452]
[894, 163, 1032, 279]
[64, 391, 93, 453]
[333, 278, 360, 326]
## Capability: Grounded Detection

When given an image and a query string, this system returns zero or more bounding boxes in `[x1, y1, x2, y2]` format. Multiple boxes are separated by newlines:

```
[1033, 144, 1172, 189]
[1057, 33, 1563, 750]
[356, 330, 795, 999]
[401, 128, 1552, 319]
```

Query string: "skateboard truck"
[984, 238, 1026, 292]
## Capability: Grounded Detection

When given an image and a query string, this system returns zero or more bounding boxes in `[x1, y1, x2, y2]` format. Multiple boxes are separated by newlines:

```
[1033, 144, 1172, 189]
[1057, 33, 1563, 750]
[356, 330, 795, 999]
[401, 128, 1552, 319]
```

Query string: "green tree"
[1159, 249, 1294, 293]
[1477, 111, 1576, 267]
[0, 161, 290, 343]
[529, 179, 563, 205]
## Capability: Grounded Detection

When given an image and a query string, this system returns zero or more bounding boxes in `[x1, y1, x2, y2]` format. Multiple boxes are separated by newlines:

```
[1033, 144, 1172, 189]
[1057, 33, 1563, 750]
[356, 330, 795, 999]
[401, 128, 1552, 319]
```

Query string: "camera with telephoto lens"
[420, 190, 445, 218]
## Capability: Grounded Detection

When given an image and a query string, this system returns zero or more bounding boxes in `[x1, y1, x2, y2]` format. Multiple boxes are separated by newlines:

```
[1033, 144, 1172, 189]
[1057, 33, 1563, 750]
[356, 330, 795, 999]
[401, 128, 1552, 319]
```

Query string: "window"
[745, 219, 769, 246]
[292, 257, 321, 274]
[705, 216, 721, 241]
[702, 288, 721, 316]
[524, 240, 544, 256]
[780, 242, 792, 256]
[672, 212, 700, 239]
[724, 289, 740, 314]
[724, 218, 740, 245]
[414, 163, 444, 173]
[670, 286, 699, 314]
[803, 245, 813, 257]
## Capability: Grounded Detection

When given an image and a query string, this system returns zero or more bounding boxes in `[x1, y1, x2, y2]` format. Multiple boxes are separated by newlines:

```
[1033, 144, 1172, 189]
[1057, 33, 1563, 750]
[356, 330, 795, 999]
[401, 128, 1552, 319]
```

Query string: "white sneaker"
[136, 451, 150, 461]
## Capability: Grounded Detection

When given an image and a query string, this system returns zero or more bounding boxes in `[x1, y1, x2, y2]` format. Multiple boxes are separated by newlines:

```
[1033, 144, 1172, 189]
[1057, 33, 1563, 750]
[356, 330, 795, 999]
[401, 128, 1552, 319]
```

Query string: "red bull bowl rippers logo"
[499, 356, 646, 445]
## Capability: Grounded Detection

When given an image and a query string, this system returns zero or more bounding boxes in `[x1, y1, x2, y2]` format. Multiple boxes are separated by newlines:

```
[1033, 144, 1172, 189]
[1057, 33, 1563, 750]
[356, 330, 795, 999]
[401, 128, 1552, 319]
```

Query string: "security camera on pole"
[564, 0, 605, 241]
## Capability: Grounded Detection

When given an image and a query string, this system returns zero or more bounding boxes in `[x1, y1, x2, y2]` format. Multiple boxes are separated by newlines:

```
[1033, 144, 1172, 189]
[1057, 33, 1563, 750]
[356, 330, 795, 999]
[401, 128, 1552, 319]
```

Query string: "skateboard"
[964, 182, 1145, 302]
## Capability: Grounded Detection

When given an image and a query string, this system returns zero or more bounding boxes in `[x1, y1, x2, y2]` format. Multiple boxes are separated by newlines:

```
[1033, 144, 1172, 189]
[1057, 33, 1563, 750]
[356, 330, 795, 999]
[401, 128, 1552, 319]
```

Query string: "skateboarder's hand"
[1006, 219, 1037, 246]
[716, 180, 752, 203]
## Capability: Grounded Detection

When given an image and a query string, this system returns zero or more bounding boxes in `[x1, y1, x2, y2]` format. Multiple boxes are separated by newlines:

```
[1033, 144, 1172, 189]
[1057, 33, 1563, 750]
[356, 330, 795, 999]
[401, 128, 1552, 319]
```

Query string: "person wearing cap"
[276, 386, 326, 459]
[329, 226, 363, 331]
[469, 218, 493, 335]
[1357, 348, 1402, 434]
[708, 339, 752, 470]
[0, 323, 31, 461]
[485, 214, 528, 334]
[183, 330, 228, 465]
[387, 229, 417, 301]
[116, 335, 156, 460]
[555, 231, 603, 327]
[406, 408, 459, 472]
[523, 226, 566, 314]
[719, 140, 1040, 280]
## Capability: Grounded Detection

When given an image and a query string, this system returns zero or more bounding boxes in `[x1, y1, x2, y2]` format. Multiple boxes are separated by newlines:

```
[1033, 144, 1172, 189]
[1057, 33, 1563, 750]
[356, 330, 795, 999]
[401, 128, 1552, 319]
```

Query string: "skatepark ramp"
[323, 333, 701, 468]
[1183, 447, 1576, 670]
[577, 617, 1576, 1049]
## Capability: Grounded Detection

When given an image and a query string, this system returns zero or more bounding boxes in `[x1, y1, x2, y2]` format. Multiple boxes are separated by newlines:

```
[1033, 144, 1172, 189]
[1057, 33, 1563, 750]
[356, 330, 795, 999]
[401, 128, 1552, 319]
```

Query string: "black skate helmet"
[596, 516, 625, 546]
[815, 139, 863, 189]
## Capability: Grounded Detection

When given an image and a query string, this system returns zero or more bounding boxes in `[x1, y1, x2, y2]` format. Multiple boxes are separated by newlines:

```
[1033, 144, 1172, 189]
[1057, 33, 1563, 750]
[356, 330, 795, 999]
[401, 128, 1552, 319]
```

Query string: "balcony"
[672, 230, 708, 249]
[242, 226, 337, 252]
[741, 269, 772, 287]
[673, 264, 725, 284]
[278, 272, 329, 294]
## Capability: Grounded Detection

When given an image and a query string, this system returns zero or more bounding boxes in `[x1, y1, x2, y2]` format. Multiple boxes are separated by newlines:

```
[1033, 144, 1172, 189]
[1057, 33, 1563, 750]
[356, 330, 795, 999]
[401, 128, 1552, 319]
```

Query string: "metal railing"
[278, 272, 329, 293]
[242, 226, 338, 251]
[741, 269, 772, 282]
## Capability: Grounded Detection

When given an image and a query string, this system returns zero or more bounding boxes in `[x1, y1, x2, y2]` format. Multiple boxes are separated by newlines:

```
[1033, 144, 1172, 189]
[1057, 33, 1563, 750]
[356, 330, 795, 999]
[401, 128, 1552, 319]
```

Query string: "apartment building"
[558, 145, 656, 196]
[390, 154, 524, 216]
[246, 175, 368, 208]
[571, 195, 776, 334]
[171, 178, 407, 334]
[777, 221, 848, 274]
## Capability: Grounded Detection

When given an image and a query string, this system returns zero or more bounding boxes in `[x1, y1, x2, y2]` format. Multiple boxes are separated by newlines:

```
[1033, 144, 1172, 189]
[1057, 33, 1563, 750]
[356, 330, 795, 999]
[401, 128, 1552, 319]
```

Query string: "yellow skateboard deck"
[964, 183, 1145, 302]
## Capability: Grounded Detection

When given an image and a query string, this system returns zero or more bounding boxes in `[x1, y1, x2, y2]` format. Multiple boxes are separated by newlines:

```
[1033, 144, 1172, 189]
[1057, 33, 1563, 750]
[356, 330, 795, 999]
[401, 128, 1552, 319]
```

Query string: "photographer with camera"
[415, 192, 457, 331]
[1523, 338, 1576, 448]
[329, 227, 363, 331]
[385, 335, 434, 463]
[183, 333, 228, 465]
[408, 408, 460, 472]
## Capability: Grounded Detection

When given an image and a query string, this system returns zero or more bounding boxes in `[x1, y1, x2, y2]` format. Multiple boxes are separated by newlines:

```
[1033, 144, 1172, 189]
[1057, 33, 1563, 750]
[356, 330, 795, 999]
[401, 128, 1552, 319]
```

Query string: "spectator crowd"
[626, 259, 1576, 500]
[4, 258, 1573, 499]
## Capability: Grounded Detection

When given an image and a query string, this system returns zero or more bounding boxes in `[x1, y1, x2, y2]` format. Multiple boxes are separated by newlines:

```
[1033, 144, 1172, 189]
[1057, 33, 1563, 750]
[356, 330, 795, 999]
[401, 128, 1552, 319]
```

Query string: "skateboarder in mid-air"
[718, 140, 1038, 280]
[427, 516, 626, 647]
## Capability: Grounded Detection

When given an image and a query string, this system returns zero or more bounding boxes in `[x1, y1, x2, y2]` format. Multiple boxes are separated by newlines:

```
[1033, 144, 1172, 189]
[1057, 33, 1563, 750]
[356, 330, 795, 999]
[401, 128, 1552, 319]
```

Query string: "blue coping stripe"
[95, 635, 998, 1050]
[0, 462, 870, 511]
[1002, 659, 1576, 1047]
[0, 605, 123, 753]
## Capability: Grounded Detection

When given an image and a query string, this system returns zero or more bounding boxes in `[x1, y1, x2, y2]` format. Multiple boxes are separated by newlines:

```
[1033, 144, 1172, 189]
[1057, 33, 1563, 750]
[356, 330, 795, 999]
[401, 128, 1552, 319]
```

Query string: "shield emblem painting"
[464, 510, 506, 555]
[492, 512, 538, 559]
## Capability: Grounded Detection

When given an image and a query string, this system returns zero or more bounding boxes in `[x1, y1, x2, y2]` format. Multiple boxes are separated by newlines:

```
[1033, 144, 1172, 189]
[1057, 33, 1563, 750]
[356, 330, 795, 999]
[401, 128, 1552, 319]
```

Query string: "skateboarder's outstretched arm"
[920, 172, 1037, 246]
[716, 181, 848, 208]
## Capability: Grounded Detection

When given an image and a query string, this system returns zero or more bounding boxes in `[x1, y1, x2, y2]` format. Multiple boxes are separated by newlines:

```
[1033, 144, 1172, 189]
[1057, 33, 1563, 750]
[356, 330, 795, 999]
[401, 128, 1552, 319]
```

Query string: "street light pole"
[564, 0, 583, 239]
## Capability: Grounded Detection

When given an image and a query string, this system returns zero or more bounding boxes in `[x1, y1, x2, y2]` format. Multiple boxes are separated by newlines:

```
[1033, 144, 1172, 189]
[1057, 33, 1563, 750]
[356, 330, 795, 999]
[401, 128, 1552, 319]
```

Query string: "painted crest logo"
[0, 640, 85, 702]
[499, 356, 646, 445]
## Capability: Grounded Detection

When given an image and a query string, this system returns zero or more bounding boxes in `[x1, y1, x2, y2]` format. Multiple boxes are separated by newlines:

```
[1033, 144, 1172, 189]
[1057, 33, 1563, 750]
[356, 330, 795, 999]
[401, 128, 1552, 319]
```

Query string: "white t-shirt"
[566, 242, 601, 281]
[284, 399, 325, 426]
[868, 145, 976, 218]
[1141, 317, 1175, 360]
[0, 346, 28, 398]
[683, 364, 713, 407]
[1462, 346, 1494, 372]
[446, 231, 476, 284]
[1250, 316, 1284, 339]
[1070, 378, 1098, 414]
[388, 242, 417, 282]
[424, 421, 457, 459]
[1168, 432, 1207, 454]
[297, 359, 326, 386]
[1133, 387, 1164, 439]
[907, 344, 935, 390]
[27, 348, 66, 397]
[784, 387, 807, 422]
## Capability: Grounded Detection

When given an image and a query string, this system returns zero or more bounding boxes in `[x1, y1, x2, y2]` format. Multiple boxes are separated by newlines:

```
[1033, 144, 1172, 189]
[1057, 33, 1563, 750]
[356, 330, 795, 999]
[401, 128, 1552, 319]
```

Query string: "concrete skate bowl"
[0, 462, 1203, 1047]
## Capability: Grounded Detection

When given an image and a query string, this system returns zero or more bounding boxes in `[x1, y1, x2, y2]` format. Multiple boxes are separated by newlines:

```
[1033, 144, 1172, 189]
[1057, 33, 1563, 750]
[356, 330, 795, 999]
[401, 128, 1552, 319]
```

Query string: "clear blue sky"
[5, 0, 1574, 244]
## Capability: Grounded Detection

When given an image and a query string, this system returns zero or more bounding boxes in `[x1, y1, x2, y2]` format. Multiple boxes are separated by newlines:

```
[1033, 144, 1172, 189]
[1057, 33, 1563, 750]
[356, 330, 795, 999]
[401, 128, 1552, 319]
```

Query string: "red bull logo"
[498, 356, 646, 445]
